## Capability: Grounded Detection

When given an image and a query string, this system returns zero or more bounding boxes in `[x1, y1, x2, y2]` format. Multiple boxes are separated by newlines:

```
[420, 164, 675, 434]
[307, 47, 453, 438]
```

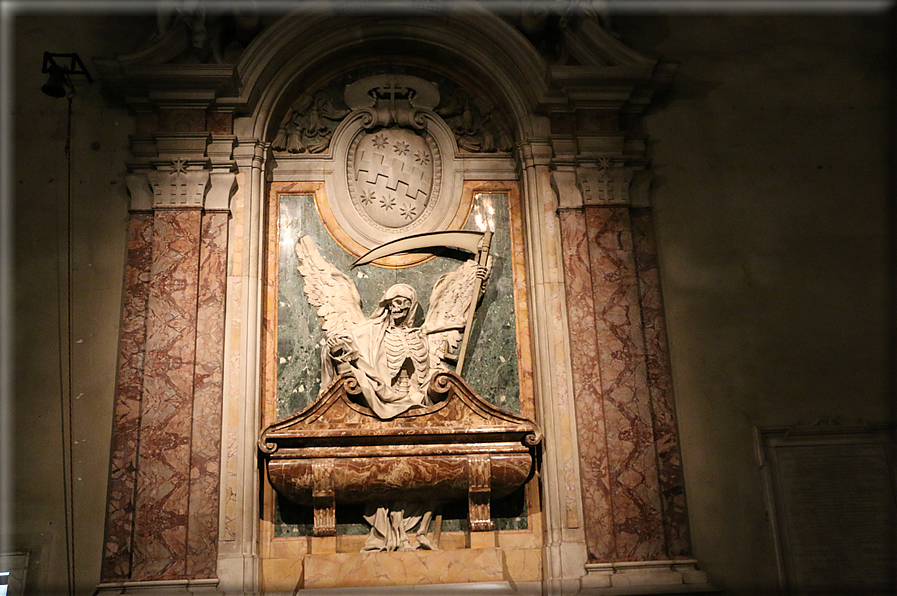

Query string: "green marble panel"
[274, 192, 526, 535]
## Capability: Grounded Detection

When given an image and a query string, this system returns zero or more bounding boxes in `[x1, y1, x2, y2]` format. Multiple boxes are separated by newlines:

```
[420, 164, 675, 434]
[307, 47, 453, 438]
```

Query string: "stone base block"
[95, 579, 219, 596]
[581, 559, 717, 595]
[285, 581, 544, 595]
[302, 547, 541, 590]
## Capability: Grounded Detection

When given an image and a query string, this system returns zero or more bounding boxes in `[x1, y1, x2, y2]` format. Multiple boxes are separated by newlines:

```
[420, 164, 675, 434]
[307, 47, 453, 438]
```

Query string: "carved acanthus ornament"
[271, 90, 350, 154]
[435, 89, 513, 153]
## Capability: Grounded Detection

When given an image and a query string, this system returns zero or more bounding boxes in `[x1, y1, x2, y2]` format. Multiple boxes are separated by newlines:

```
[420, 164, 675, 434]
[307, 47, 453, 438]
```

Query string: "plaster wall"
[11, 14, 150, 596]
[6, 9, 893, 596]
[618, 12, 894, 595]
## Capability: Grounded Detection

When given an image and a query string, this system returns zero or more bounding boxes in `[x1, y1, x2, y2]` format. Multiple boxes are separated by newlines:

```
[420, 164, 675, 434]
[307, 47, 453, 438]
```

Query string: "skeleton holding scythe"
[294, 229, 493, 550]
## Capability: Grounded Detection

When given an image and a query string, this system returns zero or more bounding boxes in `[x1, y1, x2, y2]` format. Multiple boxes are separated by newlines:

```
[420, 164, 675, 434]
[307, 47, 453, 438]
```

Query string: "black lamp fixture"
[41, 52, 93, 98]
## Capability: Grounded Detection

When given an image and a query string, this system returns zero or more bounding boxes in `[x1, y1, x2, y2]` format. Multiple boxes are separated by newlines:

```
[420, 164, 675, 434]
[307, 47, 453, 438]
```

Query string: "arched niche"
[95, 5, 698, 595]
[231, 5, 549, 145]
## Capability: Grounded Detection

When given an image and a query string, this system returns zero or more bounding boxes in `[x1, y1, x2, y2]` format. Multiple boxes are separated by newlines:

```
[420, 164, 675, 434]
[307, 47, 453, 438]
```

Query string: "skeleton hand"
[327, 332, 357, 361]
[476, 265, 488, 281]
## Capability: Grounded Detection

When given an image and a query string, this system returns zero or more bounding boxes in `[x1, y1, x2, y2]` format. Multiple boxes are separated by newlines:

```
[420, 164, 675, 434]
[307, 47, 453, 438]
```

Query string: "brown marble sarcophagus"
[259, 371, 542, 536]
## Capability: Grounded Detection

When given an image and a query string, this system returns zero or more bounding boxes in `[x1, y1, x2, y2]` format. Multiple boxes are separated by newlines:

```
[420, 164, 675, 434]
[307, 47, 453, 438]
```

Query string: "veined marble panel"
[505, 185, 535, 422]
[186, 212, 228, 577]
[274, 192, 521, 420]
[584, 206, 664, 561]
[101, 213, 153, 581]
[558, 209, 615, 562]
[132, 209, 202, 579]
[631, 208, 691, 558]
[269, 188, 528, 537]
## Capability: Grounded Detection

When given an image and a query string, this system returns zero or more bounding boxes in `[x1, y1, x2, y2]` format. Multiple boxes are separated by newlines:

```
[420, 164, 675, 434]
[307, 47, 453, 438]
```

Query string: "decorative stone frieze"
[124, 133, 238, 213]
[145, 167, 209, 209]
[578, 161, 634, 205]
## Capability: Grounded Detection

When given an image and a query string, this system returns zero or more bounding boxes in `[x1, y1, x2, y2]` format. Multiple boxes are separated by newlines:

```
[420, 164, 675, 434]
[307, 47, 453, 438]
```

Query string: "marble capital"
[125, 168, 236, 213]
[516, 140, 553, 168]
[577, 164, 633, 206]
[551, 168, 583, 210]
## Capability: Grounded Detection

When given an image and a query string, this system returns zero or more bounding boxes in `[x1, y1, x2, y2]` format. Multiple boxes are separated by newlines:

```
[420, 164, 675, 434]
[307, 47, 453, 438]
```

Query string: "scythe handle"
[455, 231, 492, 375]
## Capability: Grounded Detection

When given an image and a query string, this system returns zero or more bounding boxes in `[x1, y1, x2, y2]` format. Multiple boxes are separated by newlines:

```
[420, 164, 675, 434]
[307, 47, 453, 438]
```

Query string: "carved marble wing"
[294, 236, 366, 337]
[422, 256, 492, 371]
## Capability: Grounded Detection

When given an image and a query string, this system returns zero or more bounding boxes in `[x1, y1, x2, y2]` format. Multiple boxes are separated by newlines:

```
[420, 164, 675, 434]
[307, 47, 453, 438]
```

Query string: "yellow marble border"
[262, 547, 543, 592]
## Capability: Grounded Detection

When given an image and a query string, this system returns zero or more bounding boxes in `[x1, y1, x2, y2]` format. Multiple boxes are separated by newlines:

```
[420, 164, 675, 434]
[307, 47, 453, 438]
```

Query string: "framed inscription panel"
[758, 425, 896, 595]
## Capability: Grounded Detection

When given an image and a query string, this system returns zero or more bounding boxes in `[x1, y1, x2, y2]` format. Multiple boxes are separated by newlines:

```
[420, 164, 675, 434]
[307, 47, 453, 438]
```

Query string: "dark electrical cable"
[55, 91, 76, 596]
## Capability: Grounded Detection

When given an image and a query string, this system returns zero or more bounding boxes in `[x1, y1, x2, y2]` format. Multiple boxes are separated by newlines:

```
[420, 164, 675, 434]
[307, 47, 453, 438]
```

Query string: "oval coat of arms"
[347, 127, 441, 231]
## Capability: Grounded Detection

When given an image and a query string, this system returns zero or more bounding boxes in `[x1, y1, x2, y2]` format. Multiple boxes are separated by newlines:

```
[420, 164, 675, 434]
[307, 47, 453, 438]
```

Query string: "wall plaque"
[759, 425, 896, 595]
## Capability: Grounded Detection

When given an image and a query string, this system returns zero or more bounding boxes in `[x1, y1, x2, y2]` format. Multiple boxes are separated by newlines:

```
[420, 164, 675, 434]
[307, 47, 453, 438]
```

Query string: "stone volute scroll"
[259, 233, 542, 551]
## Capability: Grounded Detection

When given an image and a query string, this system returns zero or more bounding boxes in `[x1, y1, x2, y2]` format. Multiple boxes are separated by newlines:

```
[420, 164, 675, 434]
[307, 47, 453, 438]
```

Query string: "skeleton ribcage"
[384, 327, 429, 392]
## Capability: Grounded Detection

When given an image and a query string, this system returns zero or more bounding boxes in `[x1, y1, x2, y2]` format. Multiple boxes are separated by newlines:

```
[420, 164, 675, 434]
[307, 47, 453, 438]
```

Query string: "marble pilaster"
[101, 143, 236, 583]
[630, 208, 691, 558]
[186, 212, 229, 577]
[518, 140, 588, 595]
[101, 213, 154, 581]
[132, 208, 203, 579]
[584, 205, 664, 561]
[559, 203, 695, 569]
[215, 141, 265, 596]
[558, 209, 615, 562]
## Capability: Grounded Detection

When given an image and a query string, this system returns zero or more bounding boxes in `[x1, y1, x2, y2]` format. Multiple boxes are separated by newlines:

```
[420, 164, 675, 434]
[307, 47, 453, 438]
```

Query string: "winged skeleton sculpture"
[294, 233, 492, 420]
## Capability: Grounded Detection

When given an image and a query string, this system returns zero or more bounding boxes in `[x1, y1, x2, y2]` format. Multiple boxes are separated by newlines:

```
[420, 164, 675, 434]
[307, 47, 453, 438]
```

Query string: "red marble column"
[186, 212, 228, 577]
[101, 206, 229, 581]
[132, 209, 203, 579]
[101, 213, 154, 581]
[630, 208, 691, 558]
[560, 205, 692, 564]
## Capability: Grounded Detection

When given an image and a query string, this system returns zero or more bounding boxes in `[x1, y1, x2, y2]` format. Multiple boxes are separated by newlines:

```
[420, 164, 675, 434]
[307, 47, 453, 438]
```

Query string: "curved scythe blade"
[351, 230, 485, 268]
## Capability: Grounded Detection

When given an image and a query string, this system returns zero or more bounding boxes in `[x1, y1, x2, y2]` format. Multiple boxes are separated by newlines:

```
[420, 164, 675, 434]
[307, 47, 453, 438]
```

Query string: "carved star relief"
[393, 140, 410, 156]
[414, 151, 430, 166]
[597, 157, 611, 171]
[400, 203, 417, 220]
[372, 134, 389, 149]
[170, 158, 188, 175]
[379, 195, 396, 211]
[360, 190, 376, 205]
